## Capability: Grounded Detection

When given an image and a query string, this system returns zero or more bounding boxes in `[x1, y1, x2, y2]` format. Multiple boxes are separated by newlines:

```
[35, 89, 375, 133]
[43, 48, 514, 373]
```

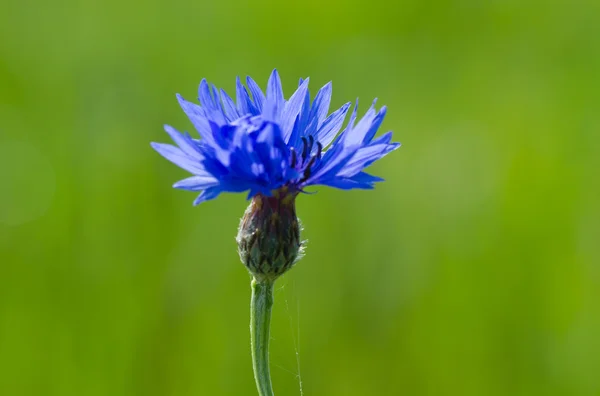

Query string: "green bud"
[236, 189, 303, 282]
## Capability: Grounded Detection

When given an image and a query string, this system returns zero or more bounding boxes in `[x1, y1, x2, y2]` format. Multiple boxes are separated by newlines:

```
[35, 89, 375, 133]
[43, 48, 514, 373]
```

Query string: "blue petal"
[176, 94, 215, 144]
[370, 131, 393, 145]
[173, 175, 220, 191]
[362, 106, 387, 144]
[286, 115, 302, 152]
[321, 171, 384, 190]
[281, 78, 310, 142]
[246, 76, 265, 111]
[336, 143, 394, 178]
[206, 122, 235, 165]
[317, 177, 375, 190]
[198, 79, 217, 110]
[263, 69, 284, 122]
[229, 151, 261, 182]
[351, 171, 385, 183]
[341, 107, 377, 147]
[197, 80, 227, 125]
[211, 84, 221, 109]
[298, 78, 311, 128]
[151, 142, 207, 174]
[305, 143, 356, 185]
[195, 138, 230, 175]
[327, 98, 358, 149]
[309, 82, 332, 127]
[254, 124, 287, 182]
[298, 114, 319, 149]
[236, 76, 256, 115]
[193, 186, 223, 205]
[219, 89, 239, 122]
[163, 125, 203, 158]
[343, 98, 359, 134]
[315, 102, 351, 149]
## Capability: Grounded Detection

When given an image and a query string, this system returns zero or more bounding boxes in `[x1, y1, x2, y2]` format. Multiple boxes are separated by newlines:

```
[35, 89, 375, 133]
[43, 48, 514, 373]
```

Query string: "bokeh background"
[1, 0, 599, 395]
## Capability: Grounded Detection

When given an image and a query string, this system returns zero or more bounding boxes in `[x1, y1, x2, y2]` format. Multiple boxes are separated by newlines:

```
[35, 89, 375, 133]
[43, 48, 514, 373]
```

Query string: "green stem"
[250, 278, 275, 396]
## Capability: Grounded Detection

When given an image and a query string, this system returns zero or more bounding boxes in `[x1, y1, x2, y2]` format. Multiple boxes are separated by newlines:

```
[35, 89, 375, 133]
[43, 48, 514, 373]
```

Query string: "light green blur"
[1, 0, 599, 395]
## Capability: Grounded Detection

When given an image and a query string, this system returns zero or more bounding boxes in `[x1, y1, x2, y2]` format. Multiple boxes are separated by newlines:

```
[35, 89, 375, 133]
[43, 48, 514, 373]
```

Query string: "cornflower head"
[152, 69, 398, 203]
[151, 69, 400, 396]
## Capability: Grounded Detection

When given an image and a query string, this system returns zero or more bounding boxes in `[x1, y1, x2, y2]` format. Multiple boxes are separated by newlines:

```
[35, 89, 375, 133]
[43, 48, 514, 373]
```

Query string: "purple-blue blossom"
[151, 69, 400, 205]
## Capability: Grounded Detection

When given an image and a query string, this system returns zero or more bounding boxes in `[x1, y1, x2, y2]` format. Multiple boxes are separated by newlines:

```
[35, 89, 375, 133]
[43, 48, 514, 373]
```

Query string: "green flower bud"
[236, 189, 303, 282]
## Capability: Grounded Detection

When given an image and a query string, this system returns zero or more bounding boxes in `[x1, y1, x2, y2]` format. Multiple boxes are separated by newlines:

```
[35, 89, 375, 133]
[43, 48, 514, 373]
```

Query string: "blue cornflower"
[152, 70, 402, 395]
[151, 69, 400, 205]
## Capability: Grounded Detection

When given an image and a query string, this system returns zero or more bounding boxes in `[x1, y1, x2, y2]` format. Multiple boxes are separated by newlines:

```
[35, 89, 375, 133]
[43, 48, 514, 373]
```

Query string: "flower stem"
[250, 278, 275, 396]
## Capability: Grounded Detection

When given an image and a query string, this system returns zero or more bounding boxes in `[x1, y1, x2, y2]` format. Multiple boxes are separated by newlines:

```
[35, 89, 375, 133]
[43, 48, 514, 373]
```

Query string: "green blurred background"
[1, 0, 599, 395]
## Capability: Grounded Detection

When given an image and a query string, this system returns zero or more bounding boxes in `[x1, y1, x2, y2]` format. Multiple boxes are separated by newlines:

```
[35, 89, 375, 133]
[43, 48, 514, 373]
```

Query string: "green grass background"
[1, 0, 599, 395]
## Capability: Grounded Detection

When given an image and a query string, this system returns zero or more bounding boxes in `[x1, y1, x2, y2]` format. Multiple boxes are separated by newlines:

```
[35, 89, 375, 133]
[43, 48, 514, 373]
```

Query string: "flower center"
[290, 135, 323, 183]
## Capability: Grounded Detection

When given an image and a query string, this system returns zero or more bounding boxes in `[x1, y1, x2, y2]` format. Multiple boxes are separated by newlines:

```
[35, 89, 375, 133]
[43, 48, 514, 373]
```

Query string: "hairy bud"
[236, 190, 303, 282]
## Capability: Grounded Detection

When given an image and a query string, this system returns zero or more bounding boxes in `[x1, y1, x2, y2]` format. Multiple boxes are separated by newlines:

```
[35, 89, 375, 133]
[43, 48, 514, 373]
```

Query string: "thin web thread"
[275, 281, 304, 396]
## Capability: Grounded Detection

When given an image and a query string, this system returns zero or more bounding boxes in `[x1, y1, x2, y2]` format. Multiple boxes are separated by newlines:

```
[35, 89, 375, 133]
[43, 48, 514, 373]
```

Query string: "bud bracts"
[237, 190, 302, 281]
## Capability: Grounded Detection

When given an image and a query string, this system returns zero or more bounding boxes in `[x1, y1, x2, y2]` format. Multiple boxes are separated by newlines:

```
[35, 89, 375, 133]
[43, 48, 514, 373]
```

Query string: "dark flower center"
[290, 136, 323, 183]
